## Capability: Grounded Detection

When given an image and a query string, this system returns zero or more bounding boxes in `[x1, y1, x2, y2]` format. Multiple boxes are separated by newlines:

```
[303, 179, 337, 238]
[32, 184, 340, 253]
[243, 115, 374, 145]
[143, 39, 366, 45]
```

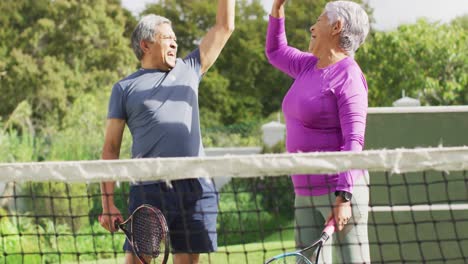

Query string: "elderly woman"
[266, 0, 371, 263]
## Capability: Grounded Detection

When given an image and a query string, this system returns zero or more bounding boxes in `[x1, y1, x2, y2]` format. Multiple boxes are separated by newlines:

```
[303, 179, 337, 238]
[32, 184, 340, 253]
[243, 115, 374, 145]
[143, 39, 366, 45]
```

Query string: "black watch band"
[335, 191, 352, 202]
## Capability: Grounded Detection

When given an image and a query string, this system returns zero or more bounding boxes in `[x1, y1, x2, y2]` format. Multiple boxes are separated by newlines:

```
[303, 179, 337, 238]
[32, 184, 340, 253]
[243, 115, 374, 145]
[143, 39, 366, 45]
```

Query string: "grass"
[4, 211, 468, 263]
[71, 240, 296, 264]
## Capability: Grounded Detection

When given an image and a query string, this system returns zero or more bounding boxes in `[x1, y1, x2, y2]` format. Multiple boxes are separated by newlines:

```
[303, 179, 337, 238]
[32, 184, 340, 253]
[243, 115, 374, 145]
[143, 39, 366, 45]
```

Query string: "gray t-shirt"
[107, 49, 204, 159]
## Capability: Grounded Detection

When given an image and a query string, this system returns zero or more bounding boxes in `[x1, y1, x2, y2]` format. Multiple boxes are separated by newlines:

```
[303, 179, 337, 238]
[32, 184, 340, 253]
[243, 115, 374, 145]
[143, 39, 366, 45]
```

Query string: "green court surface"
[67, 241, 296, 264]
[368, 170, 468, 263]
[72, 209, 467, 264]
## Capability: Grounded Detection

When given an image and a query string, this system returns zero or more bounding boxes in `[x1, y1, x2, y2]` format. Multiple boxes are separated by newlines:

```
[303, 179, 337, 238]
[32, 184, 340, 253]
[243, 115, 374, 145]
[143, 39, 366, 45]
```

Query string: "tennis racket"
[264, 219, 336, 264]
[113, 204, 170, 264]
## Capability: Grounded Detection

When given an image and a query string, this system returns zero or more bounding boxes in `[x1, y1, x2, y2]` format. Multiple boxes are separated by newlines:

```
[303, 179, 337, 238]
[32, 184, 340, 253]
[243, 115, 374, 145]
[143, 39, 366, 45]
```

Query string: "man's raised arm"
[199, 0, 235, 74]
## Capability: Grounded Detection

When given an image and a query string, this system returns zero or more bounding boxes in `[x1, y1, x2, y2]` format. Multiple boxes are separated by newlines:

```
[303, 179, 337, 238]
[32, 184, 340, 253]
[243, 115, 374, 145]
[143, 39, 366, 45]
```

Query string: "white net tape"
[0, 146, 467, 182]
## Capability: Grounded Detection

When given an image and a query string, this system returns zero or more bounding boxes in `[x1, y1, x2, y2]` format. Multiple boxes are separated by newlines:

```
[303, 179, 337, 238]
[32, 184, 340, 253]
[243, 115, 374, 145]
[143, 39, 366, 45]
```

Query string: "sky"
[121, 0, 468, 31]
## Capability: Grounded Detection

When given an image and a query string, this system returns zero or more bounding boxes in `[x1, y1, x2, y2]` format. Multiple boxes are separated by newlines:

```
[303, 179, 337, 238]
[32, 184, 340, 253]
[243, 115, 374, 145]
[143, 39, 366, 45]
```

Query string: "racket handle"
[323, 218, 336, 236]
[114, 219, 121, 230]
[99, 215, 121, 231]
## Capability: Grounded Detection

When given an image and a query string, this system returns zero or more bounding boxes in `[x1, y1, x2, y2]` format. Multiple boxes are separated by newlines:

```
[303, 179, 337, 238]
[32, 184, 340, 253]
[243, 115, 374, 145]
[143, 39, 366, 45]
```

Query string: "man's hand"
[274, 0, 287, 6]
[99, 203, 123, 233]
[328, 196, 352, 231]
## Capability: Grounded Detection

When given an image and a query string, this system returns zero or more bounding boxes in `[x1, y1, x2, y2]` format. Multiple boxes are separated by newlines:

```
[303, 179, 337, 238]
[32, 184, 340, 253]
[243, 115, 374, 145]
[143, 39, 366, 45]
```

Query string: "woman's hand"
[328, 196, 352, 231]
[271, 0, 286, 18]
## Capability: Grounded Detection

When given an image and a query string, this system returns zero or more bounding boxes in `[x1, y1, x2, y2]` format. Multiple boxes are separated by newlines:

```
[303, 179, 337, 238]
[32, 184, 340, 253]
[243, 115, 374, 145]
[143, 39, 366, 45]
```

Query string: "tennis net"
[0, 147, 467, 263]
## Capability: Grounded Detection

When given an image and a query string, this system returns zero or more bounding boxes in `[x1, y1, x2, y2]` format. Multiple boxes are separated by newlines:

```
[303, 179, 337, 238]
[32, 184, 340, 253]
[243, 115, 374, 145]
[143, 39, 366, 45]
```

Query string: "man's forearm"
[216, 0, 235, 30]
[101, 181, 116, 209]
[101, 149, 120, 209]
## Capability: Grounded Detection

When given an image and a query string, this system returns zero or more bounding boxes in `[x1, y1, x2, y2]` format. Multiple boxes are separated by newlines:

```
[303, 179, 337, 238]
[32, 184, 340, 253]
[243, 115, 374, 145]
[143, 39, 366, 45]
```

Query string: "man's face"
[146, 23, 178, 70]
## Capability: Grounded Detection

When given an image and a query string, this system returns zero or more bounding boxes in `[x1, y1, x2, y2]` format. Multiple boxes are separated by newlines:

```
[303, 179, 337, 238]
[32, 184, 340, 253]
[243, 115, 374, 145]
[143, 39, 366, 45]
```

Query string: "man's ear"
[140, 40, 150, 54]
[332, 20, 343, 36]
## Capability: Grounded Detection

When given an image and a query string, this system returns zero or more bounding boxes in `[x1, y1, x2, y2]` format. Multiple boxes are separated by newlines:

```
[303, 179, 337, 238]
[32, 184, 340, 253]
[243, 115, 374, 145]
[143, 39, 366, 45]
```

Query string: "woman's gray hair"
[324, 1, 370, 56]
[131, 14, 172, 60]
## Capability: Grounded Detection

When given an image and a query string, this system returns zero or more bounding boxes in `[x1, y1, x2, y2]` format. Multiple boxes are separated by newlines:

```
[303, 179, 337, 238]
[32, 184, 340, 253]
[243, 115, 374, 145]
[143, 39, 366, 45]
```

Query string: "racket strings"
[132, 207, 167, 258]
[269, 254, 312, 264]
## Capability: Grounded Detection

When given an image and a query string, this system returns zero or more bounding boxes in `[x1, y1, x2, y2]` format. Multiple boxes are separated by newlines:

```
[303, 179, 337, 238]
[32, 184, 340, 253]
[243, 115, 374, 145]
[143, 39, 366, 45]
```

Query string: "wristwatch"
[335, 191, 353, 202]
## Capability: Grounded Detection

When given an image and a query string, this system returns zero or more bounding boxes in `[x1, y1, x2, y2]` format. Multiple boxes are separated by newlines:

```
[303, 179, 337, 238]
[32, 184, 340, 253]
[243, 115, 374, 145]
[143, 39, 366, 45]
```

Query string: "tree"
[357, 19, 467, 106]
[138, 0, 374, 130]
[0, 0, 137, 130]
[451, 14, 468, 30]
[0, 1, 139, 230]
[283, 0, 373, 50]
[143, 0, 270, 127]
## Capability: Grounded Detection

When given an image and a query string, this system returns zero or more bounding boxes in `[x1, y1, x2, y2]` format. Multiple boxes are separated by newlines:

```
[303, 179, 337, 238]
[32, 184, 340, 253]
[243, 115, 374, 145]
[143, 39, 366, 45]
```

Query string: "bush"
[216, 138, 295, 245]
[0, 214, 125, 263]
[217, 178, 289, 246]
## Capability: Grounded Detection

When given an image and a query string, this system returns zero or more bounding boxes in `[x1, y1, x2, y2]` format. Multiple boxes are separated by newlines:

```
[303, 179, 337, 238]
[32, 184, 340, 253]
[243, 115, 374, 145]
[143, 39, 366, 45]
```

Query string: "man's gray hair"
[131, 14, 172, 60]
[324, 1, 370, 57]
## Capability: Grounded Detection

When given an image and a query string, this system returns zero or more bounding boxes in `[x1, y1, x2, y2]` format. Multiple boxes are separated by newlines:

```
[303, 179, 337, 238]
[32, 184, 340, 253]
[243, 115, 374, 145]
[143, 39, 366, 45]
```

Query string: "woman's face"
[308, 12, 334, 54]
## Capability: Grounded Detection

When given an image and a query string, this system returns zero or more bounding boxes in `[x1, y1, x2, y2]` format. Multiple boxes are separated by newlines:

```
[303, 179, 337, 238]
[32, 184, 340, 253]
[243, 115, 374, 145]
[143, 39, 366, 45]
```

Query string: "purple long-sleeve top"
[266, 16, 368, 196]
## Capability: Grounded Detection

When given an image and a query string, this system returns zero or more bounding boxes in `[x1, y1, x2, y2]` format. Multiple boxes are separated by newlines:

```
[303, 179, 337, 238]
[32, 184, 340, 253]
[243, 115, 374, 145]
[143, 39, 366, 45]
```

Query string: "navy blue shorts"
[123, 178, 218, 254]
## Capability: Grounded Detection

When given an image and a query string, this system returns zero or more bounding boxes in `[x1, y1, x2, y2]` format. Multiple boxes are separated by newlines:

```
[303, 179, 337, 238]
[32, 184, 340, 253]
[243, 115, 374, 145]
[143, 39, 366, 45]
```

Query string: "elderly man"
[99, 1, 235, 263]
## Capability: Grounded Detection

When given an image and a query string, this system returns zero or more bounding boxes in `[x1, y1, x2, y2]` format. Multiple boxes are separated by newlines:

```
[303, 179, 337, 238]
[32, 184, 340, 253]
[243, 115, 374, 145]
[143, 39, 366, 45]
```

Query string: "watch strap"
[335, 191, 352, 201]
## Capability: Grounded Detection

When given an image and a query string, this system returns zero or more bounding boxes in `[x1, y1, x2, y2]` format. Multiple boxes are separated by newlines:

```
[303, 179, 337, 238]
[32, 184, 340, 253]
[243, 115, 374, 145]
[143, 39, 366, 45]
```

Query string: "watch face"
[344, 192, 352, 201]
[335, 191, 352, 201]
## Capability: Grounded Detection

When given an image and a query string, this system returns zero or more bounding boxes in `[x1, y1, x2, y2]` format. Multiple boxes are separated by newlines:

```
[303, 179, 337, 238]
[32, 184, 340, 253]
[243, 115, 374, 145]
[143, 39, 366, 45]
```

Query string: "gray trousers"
[294, 173, 371, 264]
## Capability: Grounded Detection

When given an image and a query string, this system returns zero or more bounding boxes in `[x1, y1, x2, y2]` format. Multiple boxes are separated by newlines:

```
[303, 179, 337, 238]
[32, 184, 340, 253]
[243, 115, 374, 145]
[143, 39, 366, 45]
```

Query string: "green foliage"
[0, 130, 37, 162]
[217, 141, 294, 245]
[0, 0, 137, 129]
[18, 182, 92, 230]
[0, 102, 38, 162]
[284, 0, 329, 50]
[357, 19, 468, 106]
[203, 131, 261, 147]
[203, 120, 262, 147]
[0, 214, 125, 263]
[262, 140, 286, 154]
[451, 14, 468, 30]
[143, 0, 216, 57]
[214, 0, 275, 123]
[199, 69, 233, 129]
[143, 0, 275, 126]
[47, 93, 107, 161]
[283, 0, 372, 50]
[217, 176, 294, 245]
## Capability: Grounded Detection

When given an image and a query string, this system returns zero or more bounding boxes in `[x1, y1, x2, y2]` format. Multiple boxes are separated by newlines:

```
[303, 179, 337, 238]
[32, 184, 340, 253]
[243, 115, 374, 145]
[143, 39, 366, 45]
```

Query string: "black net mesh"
[0, 148, 467, 263]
